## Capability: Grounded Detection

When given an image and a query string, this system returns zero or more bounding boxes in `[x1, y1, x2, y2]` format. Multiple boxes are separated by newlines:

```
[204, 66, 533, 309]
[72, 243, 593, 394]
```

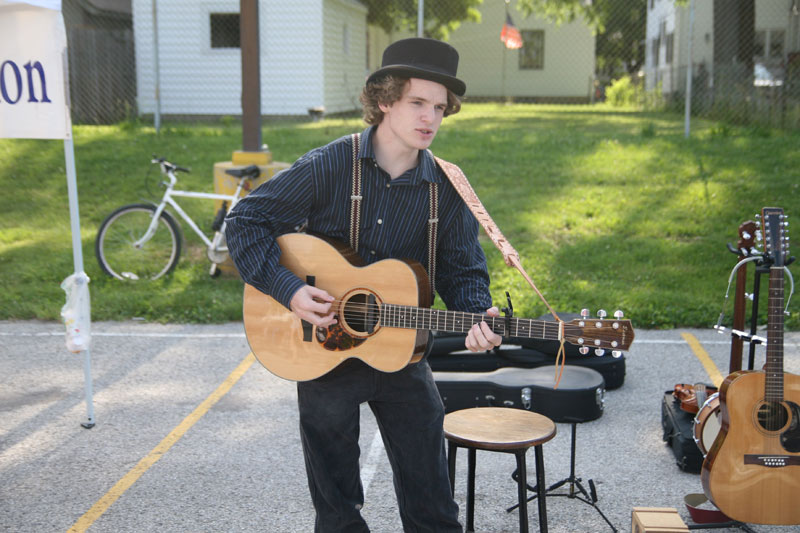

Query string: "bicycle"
[95, 156, 261, 280]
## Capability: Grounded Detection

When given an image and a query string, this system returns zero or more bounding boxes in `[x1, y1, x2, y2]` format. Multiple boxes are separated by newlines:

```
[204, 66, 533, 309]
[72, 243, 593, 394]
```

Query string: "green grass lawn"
[1, 103, 798, 329]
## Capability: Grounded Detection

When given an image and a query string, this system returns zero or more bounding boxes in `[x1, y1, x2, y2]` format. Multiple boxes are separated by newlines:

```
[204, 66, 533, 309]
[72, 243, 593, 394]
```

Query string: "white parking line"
[360, 430, 385, 497]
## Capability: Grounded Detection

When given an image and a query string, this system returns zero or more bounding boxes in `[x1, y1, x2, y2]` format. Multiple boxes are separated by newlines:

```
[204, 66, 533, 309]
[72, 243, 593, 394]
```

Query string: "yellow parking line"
[67, 352, 256, 533]
[681, 333, 724, 388]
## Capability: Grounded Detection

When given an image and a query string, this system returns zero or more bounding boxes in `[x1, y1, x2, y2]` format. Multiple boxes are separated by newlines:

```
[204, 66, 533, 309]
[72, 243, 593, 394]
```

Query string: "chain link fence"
[61, 0, 799, 130]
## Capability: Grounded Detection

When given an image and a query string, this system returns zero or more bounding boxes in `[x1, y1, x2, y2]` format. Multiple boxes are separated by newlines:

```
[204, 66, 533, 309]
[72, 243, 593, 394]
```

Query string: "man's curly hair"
[359, 75, 462, 125]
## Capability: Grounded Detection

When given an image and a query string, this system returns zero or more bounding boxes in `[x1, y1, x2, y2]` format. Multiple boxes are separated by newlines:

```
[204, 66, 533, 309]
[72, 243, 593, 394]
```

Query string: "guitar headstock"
[758, 207, 789, 267]
[563, 309, 635, 357]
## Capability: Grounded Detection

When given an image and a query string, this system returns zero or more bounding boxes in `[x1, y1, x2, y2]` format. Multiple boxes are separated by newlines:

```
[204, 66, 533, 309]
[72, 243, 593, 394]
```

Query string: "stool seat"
[444, 407, 557, 451]
[444, 407, 557, 533]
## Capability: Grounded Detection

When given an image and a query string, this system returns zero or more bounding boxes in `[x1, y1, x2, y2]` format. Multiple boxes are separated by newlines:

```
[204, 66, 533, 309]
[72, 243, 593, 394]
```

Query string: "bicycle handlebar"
[151, 155, 190, 173]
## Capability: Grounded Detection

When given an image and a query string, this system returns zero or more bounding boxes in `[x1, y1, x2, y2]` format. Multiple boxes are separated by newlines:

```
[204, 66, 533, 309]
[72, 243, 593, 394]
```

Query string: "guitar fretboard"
[380, 303, 562, 340]
[765, 266, 785, 402]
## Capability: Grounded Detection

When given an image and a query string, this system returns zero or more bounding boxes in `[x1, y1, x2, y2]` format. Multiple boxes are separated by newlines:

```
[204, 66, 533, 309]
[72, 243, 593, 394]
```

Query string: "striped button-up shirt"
[225, 125, 492, 314]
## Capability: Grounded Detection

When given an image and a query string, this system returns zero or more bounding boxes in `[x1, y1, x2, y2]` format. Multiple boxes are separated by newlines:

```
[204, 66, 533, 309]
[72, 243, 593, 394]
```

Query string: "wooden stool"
[444, 407, 557, 533]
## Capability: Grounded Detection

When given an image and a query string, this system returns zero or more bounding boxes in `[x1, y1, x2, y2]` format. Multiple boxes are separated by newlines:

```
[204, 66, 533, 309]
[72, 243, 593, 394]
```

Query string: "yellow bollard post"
[212, 147, 290, 275]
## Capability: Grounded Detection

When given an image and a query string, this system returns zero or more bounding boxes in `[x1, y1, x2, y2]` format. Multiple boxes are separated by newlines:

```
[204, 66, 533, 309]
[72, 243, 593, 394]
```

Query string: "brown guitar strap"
[432, 154, 567, 386]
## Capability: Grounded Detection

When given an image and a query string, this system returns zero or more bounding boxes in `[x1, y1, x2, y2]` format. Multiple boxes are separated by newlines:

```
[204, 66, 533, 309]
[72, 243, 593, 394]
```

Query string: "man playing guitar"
[226, 38, 501, 532]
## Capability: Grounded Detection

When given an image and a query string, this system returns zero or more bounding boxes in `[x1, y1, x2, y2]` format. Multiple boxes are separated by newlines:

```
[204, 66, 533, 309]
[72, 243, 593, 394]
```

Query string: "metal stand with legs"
[507, 422, 617, 532]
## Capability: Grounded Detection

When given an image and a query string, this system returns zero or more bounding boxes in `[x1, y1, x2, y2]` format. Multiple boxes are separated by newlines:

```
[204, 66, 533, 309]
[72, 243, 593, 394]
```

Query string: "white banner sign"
[0, 1, 71, 139]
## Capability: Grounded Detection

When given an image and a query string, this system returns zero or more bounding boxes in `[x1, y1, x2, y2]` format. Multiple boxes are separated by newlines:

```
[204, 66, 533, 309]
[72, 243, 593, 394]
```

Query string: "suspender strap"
[349, 133, 439, 287]
[427, 181, 439, 287]
[349, 133, 363, 251]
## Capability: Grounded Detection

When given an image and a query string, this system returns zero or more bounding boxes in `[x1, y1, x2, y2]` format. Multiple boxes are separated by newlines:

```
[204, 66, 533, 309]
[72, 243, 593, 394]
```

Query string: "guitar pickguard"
[315, 323, 366, 351]
[781, 401, 800, 453]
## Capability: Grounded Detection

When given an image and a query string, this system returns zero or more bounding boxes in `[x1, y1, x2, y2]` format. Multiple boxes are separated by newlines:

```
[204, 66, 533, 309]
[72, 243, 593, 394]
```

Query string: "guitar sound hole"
[342, 293, 379, 335]
[756, 401, 789, 432]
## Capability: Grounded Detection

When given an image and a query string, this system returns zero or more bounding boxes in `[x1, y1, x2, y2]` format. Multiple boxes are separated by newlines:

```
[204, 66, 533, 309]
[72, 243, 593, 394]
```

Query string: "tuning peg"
[580, 308, 590, 318]
[579, 346, 590, 355]
[612, 350, 622, 358]
[595, 348, 605, 356]
[614, 310, 624, 319]
[597, 309, 607, 318]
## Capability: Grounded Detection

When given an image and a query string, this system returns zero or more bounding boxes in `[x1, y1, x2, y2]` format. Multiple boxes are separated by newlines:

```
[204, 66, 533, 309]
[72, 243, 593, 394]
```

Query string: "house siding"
[645, 0, 797, 93]
[322, 0, 368, 114]
[365, 1, 595, 101]
[450, 3, 594, 99]
[132, 0, 360, 116]
[262, 0, 325, 115]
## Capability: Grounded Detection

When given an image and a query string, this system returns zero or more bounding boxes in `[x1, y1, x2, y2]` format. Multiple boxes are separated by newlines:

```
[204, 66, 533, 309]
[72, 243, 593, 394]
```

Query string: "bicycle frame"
[134, 167, 248, 252]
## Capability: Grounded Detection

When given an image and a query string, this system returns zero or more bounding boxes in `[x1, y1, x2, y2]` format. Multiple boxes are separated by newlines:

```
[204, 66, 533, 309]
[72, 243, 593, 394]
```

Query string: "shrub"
[606, 75, 642, 107]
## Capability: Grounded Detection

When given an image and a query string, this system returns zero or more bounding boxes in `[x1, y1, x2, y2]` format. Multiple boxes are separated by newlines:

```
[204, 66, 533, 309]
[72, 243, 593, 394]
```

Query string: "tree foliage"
[361, 0, 483, 40]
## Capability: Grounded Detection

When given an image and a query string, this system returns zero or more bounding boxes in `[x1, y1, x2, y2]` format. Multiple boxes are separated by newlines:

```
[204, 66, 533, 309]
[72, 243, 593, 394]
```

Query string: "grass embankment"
[1, 104, 797, 328]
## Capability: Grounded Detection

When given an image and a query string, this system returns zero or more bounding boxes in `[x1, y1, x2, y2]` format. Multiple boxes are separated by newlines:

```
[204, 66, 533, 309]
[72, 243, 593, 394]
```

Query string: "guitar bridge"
[744, 454, 800, 468]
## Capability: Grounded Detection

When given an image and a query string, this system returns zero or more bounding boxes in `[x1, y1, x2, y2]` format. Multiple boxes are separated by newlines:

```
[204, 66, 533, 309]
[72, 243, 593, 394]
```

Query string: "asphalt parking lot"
[2, 320, 799, 533]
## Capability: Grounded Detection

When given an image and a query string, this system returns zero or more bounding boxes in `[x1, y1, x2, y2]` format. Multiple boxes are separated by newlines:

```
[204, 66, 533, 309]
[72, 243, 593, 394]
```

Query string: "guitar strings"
[316, 299, 600, 341]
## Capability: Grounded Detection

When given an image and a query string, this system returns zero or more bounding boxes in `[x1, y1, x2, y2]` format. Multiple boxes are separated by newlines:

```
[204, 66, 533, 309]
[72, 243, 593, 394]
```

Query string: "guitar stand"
[721, 244, 795, 372]
[506, 422, 617, 532]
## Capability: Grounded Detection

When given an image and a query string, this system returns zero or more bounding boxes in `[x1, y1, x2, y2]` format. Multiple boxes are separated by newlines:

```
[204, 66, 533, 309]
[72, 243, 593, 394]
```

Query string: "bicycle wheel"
[95, 203, 182, 281]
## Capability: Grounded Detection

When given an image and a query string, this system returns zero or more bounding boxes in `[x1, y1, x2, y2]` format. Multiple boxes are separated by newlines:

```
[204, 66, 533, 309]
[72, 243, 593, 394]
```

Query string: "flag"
[500, 12, 523, 50]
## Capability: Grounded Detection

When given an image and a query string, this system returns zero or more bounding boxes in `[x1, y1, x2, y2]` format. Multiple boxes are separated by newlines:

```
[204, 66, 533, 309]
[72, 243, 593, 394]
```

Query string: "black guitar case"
[433, 365, 605, 423]
[660, 390, 704, 473]
[428, 334, 626, 390]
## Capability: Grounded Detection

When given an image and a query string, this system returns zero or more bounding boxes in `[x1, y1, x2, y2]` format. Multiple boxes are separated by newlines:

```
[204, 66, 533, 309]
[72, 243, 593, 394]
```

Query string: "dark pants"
[297, 359, 462, 533]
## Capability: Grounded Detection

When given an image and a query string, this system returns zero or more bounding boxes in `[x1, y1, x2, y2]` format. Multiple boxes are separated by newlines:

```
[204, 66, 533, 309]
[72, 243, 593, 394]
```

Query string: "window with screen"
[210, 13, 240, 49]
[519, 30, 544, 70]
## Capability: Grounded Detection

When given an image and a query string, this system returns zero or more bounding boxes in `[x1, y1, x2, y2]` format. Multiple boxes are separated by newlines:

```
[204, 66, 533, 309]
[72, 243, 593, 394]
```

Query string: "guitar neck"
[381, 304, 561, 340]
[765, 266, 785, 402]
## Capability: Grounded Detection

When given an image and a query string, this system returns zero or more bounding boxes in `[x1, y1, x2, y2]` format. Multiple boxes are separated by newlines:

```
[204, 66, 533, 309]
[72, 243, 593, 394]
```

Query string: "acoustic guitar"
[702, 207, 800, 525]
[243, 233, 635, 381]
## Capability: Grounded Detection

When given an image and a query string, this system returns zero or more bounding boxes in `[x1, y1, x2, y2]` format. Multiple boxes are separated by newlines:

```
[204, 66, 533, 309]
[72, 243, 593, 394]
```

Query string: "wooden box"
[631, 507, 689, 533]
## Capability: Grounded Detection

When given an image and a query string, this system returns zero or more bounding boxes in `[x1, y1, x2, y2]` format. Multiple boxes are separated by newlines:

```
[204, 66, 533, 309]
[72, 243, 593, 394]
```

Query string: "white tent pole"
[64, 137, 95, 428]
[64, 139, 83, 273]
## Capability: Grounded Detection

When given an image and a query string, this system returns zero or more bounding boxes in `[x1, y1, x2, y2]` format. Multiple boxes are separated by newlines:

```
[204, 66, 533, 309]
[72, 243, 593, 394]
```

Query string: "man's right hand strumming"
[289, 285, 337, 328]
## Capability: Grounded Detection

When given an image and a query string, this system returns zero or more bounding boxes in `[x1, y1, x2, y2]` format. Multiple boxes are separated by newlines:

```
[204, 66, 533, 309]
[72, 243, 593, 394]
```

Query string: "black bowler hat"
[367, 38, 466, 96]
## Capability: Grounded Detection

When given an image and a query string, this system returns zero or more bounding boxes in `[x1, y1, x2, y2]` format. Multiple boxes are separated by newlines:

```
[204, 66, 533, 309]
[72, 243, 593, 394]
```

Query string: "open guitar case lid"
[427, 313, 626, 390]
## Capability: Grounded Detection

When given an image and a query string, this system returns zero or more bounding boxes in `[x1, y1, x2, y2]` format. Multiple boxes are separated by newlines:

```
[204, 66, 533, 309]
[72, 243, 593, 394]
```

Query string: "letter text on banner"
[0, 1, 71, 139]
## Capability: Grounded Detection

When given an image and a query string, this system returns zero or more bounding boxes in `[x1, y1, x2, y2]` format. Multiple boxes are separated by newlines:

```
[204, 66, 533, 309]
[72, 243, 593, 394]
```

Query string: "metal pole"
[418, 0, 424, 37]
[64, 137, 95, 428]
[684, 0, 695, 138]
[240, 0, 262, 151]
[152, 0, 161, 133]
